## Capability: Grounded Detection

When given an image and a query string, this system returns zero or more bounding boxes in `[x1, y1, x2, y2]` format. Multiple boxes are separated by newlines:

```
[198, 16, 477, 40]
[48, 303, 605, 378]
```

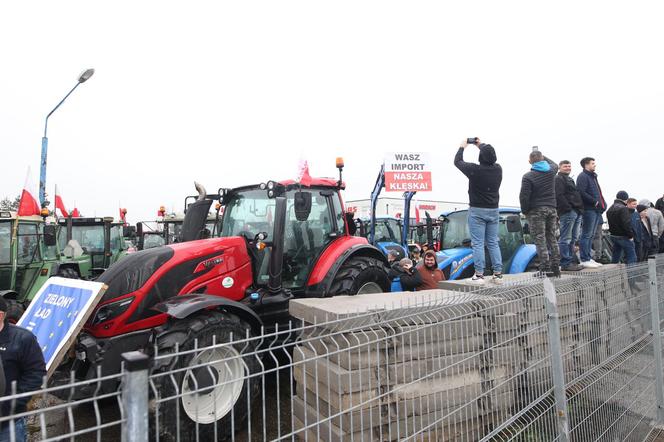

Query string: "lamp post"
[39, 68, 95, 207]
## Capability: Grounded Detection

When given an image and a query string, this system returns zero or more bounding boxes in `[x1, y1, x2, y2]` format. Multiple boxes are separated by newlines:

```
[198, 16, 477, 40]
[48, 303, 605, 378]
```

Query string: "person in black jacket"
[519, 150, 560, 276]
[576, 157, 607, 268]
[555, 160, 584, 271]
[388, 258, 423, 291]
[0, 297, 46, 441]
[606, 191, 637, 265]
[454, 138, 503, 284]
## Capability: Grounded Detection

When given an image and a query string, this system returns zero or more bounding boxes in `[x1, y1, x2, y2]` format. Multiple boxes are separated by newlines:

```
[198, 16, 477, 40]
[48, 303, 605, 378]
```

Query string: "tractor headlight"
[91, 297, 134, 326]
[267, 181, 276, 190]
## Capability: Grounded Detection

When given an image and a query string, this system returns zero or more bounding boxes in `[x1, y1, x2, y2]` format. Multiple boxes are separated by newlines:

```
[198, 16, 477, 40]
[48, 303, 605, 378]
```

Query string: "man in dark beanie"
[520, 149, 560, 277]
[0, 297, 46, 441]
[607, 190, 637, 264]
[454, 138, 503, 284]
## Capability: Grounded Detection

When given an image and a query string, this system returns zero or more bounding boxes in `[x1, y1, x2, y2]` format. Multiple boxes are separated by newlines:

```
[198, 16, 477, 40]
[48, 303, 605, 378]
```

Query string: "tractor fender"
[437, 248, 474, 280]
[151, 294, 263, 334]
[0, 290, 19, 300]
[305, 242, 388, 297]
[508, 244, 538, 273]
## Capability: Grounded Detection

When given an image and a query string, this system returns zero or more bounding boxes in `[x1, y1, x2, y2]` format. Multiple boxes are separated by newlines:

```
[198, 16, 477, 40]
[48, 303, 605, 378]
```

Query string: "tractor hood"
[96, 237, 249, 305]
[436, 248, 472, 271]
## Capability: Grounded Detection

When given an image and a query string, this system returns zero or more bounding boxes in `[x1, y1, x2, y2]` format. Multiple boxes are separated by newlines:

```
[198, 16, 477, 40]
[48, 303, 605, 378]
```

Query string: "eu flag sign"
[17, 277, 106, 376]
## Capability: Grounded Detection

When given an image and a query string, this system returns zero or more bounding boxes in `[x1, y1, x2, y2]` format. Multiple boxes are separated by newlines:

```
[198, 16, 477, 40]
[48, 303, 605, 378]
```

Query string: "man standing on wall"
[555, 160, 584, 271]
[454, 138, 503, 284]
[519, 149, 561, 277]
[576, 157, 607, 268]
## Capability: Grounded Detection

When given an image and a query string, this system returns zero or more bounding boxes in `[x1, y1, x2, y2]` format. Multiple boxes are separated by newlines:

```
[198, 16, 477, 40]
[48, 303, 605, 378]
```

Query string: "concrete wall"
[288, 266, 650, 441]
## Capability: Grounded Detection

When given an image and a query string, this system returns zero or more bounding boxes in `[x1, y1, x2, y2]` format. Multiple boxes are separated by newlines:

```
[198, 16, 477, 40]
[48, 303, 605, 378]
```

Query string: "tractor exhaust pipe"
[180, 182, 213, 242]
[194, 181, 206, 201]
[268, 196, 287, 294]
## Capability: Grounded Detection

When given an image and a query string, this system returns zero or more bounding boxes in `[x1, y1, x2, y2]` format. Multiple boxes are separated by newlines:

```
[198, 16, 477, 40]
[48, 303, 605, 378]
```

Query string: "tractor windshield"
[221, 188, 344, 291]
[374, 219, 402, 243]
[0, 221, 11, 264]
[70, 225, 105, 253]
[441, 211, 470, 249]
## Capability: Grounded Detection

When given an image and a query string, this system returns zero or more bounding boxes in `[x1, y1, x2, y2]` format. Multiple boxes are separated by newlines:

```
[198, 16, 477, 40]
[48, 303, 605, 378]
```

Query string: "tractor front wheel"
[150, 310, 259, 441]
[328, 256, 390, 296]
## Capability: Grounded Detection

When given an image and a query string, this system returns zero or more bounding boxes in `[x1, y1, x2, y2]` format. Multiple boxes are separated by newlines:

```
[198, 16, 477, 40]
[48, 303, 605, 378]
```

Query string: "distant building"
[344, 197, 469, 221]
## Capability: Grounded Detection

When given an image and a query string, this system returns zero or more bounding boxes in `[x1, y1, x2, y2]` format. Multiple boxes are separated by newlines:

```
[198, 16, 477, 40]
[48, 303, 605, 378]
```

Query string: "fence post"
[649, 258, 664, 425]
[543, 278, 570, 442]
[121, 351, 150, 442]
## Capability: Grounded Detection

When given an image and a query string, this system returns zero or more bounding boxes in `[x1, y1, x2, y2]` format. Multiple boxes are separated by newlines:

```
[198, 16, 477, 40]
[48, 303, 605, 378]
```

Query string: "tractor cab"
[0, 211, 78, 307]
[57, 217, 128, 276]
[356, 216, 407, 261]
[409, 213, 442, 252]
[436, 208, 537, 279]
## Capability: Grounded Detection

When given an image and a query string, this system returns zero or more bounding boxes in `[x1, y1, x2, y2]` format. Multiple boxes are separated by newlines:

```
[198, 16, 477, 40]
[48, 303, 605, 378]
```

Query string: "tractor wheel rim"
[356, 281, 383, 294]
[181, 346, 245, 424]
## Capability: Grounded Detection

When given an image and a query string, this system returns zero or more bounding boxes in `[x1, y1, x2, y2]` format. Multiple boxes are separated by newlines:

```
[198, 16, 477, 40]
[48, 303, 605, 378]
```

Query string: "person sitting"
[388, 258, 422, 292]
[416, 250, 445, 290]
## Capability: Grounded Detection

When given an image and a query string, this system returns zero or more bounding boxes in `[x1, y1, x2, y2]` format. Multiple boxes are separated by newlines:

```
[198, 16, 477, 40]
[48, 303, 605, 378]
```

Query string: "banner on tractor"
[384, 152, 432, 192]
[17, 277, 106, 377]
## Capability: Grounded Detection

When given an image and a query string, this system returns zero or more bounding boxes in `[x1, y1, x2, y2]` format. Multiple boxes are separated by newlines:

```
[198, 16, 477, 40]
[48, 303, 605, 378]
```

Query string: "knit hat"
[399, 258, 413, 268]
[637, 205, 648, 213]
[616, 191, 629, 201]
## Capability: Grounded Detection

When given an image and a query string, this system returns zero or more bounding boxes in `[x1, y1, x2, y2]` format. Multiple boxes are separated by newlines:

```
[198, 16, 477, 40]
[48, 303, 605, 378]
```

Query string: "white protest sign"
[384, 152, 432, 192]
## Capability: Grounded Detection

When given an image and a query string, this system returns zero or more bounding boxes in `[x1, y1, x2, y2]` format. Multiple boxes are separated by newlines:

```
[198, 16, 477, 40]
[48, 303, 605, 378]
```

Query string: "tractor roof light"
[267, 190, 275, 198]
[40, 208, 50, 217]
[336, 157, 344, 169]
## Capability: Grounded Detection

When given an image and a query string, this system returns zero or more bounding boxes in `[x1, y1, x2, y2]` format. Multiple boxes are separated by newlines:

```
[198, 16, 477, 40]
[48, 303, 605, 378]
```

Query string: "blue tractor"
[435, 208, 538, 280]
[355, 165, 415, 262]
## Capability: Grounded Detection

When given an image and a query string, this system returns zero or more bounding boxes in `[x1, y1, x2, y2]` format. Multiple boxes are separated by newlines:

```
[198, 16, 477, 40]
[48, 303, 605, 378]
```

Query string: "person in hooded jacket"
[454, 138, 503, 284]
[388, 258, 422, 292]
[520, 150, 560, 277]
[416, 250, 445, 290]
[607, 191, 637, 265]
[638, 199, 664, 253]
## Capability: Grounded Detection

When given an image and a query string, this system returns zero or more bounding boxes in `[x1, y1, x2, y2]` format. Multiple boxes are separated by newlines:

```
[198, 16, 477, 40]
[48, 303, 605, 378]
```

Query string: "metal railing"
[2, 260, 663, 441]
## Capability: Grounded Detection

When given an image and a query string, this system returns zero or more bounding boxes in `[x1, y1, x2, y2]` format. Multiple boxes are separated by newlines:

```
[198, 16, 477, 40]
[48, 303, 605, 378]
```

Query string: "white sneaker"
[469, 274, 486, 284]
[589, 259, 603, 267]
[581, 260, 601, 269]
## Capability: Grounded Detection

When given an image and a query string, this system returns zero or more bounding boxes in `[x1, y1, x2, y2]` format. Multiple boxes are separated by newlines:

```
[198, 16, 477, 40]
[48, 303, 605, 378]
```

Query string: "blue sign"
[17, 277, 105, 372]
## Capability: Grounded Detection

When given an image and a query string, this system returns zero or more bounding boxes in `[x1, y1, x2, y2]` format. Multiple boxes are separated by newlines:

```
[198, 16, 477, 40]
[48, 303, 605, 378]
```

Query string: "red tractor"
[64, 160, 389, 440]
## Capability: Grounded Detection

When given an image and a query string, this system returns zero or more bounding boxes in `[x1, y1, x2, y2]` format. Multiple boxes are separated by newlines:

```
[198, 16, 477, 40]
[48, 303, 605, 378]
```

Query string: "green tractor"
[0, 211, 90, 319]
[56, 216, 130, 278]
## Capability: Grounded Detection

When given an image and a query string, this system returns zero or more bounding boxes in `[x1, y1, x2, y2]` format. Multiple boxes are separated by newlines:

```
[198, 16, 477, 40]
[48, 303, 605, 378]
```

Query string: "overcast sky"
[2, 1, 662, 222]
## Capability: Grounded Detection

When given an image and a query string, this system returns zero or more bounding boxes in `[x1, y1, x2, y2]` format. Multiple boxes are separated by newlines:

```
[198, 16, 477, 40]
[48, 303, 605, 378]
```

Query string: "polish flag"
[17, 167, 41, 216]
[119, 207, 127, 225]
[54, 185, 69, 218]
[415, 204, 421, 223]
[71, 208, 81, 217]
[296, 159, 313, 187]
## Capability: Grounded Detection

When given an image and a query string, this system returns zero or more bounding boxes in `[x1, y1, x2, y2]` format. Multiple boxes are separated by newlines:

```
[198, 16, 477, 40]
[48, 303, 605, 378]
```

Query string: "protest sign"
[384, 153, 432, 191]
[17, 277, 106, 377]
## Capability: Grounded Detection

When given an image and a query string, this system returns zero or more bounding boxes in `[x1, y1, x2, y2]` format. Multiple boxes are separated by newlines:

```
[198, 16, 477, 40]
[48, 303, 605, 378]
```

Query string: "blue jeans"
[558, 210, 581, 266]
[580, 210, 603, 262]
[611, 236, 637, 265]
[0, 418, 26, 442]
[468, 207, 502, 274]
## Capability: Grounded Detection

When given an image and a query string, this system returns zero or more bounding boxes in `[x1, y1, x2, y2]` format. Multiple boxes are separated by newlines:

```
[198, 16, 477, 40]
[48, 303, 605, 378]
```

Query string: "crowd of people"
[455, 138, 664, 283]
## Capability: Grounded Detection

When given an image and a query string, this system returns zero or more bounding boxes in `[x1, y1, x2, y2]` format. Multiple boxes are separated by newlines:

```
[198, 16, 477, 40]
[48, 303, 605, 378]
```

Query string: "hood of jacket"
[531, 161, 551, 172]
[478, 144, 497, 165]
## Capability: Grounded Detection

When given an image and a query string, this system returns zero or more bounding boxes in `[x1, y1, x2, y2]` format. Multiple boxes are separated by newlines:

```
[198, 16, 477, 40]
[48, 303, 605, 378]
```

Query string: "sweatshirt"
[454, 146, 502, 209]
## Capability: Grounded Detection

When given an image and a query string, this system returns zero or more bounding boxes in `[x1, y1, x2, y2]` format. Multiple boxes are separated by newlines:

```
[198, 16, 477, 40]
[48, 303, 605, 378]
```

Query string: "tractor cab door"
[281, 190, 344, 291]
[0, 220, 13, 291]
[14, 222, 43, 298]
[108, 225, 126, 265]
[495, 213, 524, 271]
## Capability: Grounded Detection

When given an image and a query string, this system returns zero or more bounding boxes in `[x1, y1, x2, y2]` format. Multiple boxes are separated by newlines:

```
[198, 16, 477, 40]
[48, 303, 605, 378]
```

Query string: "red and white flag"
[415, 204, 421, 223]
[54, 184, 69, 218]
[17, 167, 41, 216]
[71, 207, 81, 217]
[296, 159, 312, 187]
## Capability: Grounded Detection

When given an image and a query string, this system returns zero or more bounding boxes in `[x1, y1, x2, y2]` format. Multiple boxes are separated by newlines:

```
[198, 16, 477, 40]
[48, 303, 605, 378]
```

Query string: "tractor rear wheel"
[150, 310, 259, 441]
[328, 256, 390, 296]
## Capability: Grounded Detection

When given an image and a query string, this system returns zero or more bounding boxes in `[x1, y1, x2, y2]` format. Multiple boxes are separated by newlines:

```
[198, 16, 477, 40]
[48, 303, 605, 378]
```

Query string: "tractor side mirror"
[43, 225, 57, 246]
[294, 191, 312, 222]
[345, 212, 357, 235]
[417, 225, 424, 236]
[506, 215, 522, 233]
[123, 226, 136, 238]
[522, 222, 530, 235]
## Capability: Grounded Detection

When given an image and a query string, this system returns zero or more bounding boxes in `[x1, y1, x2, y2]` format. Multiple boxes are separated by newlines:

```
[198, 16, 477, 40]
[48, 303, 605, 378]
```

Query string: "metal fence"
[2, 260, 664, 441]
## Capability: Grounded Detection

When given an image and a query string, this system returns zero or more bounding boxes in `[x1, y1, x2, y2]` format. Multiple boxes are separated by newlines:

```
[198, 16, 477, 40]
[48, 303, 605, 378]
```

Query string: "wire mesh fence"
[1, 261, 663, 441]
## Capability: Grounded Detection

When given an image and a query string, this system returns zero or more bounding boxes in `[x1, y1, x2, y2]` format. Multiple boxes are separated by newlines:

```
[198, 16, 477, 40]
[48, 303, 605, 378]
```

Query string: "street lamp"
[39, 68, 95, 206]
